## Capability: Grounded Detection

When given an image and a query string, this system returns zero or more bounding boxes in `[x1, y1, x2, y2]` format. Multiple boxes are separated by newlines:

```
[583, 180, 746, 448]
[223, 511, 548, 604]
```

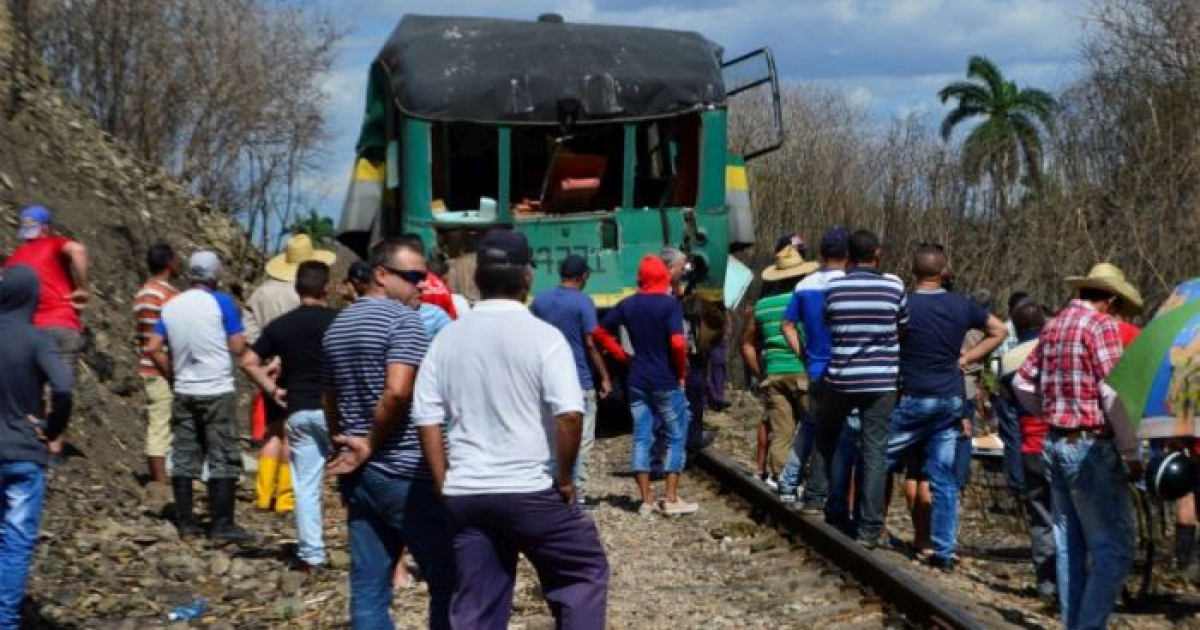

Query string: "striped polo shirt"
[133, 279, 179, 377]
[323, 297, 430, 479]
[823, 268, 907, 393]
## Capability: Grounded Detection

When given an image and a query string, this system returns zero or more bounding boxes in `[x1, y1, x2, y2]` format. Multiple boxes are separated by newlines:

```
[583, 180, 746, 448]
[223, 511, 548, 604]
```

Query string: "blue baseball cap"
[559, 254, 590, 278]
[820, 226, 851, 258]
[18, 206, 51, 241]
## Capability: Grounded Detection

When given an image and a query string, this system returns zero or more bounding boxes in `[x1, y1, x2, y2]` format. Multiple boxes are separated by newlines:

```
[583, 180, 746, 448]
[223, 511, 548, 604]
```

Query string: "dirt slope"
[0, 5, 256, 487]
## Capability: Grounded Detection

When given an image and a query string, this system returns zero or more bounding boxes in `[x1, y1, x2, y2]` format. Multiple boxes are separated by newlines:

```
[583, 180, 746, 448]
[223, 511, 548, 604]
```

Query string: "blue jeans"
[0, 461, 45, 629]
[685, 363, 707, 454]
[956, 400, 975, 489]
[778, 411, 816, 494]
[825, 412, 862, 531]
[631, 387, 688, 473]
[1045, 433, 1134, 630]
[340, 466, 456, 630]
[817, 389, 897, 540]
[286, 409, 330, 566]
[994, 394, 1024, 492]
[886, 395, 963, 559]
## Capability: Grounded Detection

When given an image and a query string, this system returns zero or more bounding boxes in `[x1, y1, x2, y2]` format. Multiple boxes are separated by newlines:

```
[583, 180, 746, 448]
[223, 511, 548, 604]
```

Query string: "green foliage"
[286, 210, 335, 246]
[939, 55, 1058, 192]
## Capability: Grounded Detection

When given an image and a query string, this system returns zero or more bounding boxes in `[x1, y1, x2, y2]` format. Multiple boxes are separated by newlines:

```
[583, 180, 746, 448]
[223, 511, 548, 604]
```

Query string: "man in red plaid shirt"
[1013, 263, 1143, 630]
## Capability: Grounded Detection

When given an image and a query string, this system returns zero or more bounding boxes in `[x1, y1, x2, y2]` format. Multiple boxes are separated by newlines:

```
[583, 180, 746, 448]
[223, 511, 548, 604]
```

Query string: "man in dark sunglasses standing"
[322, 238, 455, 629]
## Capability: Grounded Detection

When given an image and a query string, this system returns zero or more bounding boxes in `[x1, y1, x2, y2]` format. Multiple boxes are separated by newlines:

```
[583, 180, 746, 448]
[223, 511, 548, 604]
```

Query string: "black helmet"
[1145, 451, 1195, 501]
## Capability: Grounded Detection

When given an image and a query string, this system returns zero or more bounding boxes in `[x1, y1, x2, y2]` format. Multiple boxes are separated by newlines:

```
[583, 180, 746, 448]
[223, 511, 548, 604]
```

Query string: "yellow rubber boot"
[255, 457, 278, 510]
[275, 460, 295, 513]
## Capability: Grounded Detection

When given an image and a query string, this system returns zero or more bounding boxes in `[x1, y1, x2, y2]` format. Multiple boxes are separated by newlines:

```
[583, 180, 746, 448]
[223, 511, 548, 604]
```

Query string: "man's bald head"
[912, 246, 947, 280]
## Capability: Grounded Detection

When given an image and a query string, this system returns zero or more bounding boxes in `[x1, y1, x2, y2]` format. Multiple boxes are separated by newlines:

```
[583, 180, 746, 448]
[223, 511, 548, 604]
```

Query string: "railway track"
[691, 446, 985, 629]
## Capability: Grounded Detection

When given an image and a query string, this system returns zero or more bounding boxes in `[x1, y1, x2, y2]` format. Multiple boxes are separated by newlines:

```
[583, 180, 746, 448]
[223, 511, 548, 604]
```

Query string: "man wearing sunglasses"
[322, 238, 454, 629]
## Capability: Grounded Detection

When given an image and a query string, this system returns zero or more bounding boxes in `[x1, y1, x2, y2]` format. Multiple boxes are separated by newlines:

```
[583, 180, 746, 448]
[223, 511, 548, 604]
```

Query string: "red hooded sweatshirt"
[594, 255, 687, 389]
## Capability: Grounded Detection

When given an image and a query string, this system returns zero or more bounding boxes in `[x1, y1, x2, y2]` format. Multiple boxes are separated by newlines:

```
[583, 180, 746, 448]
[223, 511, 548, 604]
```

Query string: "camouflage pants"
[171, 392, 242, 479]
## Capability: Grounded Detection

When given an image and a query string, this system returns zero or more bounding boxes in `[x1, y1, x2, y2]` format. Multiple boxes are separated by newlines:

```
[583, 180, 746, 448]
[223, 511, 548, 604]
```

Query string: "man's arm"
[146, 332, 172, 381]
[418, 425, 449, 495]
[227, 333, 247, 359]
[61, 240, 88, 307]
[780, 320, 804, 364]
[960, 314, 1008, 371]
[328, 363, 418, 474]
[322, 387, 342, 437]
[740, 316, 763, 379]
[412, 344, 447, 491]
[541, 336, 586, 502]
[782, 291, 807, 360]
[593, 305, 630, 364]
[554, 411, 583, 503]
[239, 347, 284, 407]
[584, 333, 612, 398]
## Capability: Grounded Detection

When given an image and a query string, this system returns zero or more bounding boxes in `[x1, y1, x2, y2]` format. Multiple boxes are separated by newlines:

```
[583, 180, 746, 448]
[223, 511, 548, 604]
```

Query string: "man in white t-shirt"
[147, 251, 251, 542]
[414, 230, 609, 630]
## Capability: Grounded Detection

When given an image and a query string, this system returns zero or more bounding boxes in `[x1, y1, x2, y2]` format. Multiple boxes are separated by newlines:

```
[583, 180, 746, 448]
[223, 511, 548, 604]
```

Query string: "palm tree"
[939, 55, 1057, 213]
[286, 210, 336, 246]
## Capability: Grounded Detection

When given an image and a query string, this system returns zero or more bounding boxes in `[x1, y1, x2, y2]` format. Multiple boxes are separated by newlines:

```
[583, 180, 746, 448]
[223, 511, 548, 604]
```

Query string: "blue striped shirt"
[823, 268, 907, 393]
[323, 297, 430, 478]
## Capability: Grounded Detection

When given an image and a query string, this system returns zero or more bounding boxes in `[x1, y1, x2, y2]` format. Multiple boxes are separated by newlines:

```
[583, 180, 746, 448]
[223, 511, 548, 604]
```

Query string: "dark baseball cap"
[774, 233, 809, 257]
[820, 226, 851, 257]
[346, 260, 372, 283]
[477, 229, 536, 267]
[559, 254, 590, 278]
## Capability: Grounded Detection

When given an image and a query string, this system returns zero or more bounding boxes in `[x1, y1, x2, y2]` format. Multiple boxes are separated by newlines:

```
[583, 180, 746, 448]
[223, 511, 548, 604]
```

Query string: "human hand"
[26, 415, 48, 442]
[271, 387, 288, 409]
[960, 418, 972, 437]
[598, 379, 613, 400]
[326, 434, 371, 475]
[265, 357, 282, 380]
[1124, 458, 1144, 483]
[67, 289, 89, 310]
[556, 480, 577, 505]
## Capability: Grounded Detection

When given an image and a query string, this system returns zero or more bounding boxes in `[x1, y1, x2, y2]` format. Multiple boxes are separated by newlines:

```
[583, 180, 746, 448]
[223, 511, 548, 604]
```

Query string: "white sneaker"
[659, 498, 700, 516]
[764, 476, 779, 491]
[637, 502, 658, 517]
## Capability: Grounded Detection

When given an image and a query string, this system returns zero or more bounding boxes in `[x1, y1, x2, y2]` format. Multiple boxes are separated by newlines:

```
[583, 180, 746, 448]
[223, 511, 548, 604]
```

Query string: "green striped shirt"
[755, 293, 805, 376]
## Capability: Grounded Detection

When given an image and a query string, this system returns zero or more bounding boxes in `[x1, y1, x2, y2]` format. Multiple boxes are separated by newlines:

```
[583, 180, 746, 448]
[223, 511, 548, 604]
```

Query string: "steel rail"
[695, 447, 987, 630]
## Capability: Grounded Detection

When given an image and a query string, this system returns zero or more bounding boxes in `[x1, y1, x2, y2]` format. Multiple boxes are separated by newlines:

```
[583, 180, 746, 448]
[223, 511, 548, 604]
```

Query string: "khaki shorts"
[142, 375, 174, 457]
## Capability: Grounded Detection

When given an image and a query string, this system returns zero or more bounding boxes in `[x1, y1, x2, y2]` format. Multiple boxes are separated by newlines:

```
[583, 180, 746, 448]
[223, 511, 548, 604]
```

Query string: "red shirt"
[1020, 413, 1050, 454]
[1117, 321, 1140, 347]
[420, 273, 457, 319]
[1017, 300, 1123, 430]
[4, 236, 82, 330]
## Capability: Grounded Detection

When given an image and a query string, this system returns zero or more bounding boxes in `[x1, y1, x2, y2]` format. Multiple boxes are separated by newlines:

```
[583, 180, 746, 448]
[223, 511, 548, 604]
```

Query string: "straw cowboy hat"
[265, 234, 337, 282]
[761, 246, 819, 282]
[1066, 262, 1144, 314]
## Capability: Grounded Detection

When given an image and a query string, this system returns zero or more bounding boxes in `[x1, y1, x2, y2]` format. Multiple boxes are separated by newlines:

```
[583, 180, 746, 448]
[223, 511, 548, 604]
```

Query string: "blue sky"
[303, 0, 1090, 218]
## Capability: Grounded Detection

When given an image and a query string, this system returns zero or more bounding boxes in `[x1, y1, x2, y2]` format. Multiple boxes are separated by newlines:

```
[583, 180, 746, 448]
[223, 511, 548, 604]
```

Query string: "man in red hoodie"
[594, 255, 697, 516]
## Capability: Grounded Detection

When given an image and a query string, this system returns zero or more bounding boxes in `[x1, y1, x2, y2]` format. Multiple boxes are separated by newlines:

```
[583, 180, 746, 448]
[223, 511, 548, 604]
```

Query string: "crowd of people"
[743, 225, 1197, 630]
[0, 202, 1196, 630]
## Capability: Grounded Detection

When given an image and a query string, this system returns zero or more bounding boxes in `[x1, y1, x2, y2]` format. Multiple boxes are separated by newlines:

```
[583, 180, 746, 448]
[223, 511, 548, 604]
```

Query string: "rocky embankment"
[0, 5, 255, 489]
